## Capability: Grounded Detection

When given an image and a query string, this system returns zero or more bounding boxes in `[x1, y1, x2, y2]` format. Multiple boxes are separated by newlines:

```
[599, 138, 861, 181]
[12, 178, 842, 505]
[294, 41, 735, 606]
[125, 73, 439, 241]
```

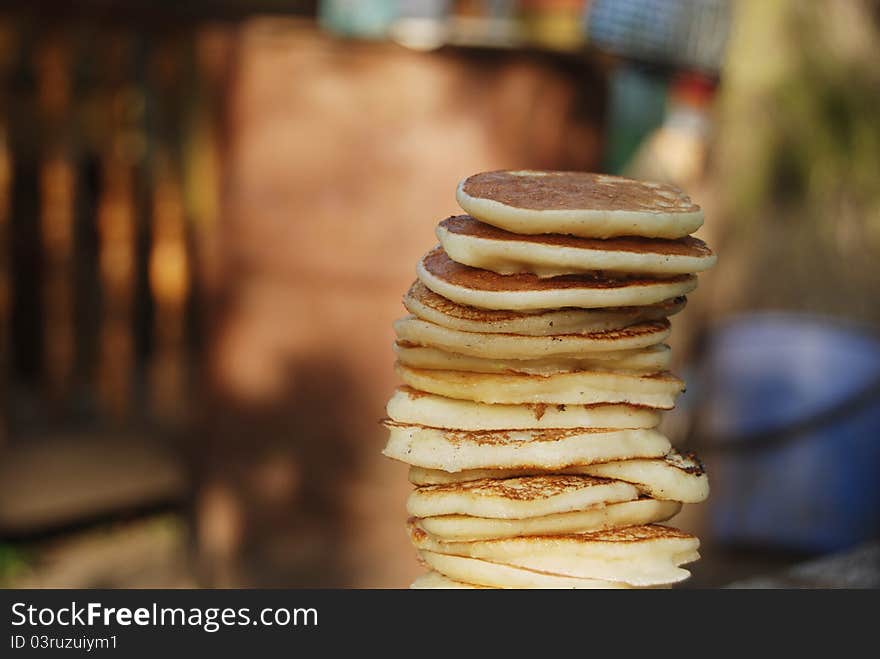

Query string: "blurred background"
[1, 0, 878, 588]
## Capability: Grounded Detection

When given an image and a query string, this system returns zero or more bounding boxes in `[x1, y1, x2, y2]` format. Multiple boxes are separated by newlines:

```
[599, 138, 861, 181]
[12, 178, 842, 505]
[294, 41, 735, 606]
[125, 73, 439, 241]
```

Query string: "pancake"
[418, 247, 698, 311]
[394, 342, 672, 375]
[456, 170, 703, 239]
[578, 451, 709, 503]
[419, 498, 681, 541]
[381, 422, 671, 471]
[419, 551, 632, 589]
[408, 450, 709, 503]
[396, 363, 684, 409]
[403, 280, 686, 336]
[407, 475, 639, 519]
[437, 215, 716, 277]
[393, 317, 671, 360]
[410, 571, 489, 589]
[409, 521, 699, 586]
[386, 388, 662, 430]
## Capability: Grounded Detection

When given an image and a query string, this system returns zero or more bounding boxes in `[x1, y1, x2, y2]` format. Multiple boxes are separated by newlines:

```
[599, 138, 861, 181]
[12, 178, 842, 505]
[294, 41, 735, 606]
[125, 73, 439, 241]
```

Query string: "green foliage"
[0, 544, 30, 586]
[718, 0, 880, 236]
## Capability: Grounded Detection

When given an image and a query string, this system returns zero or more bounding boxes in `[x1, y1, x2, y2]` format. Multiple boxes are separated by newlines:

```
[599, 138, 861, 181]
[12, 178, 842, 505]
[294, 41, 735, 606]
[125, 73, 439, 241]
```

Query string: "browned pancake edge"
[422, 247, 695, 292]
[405, 280, 687, 322]
[441, 215, 713, 257]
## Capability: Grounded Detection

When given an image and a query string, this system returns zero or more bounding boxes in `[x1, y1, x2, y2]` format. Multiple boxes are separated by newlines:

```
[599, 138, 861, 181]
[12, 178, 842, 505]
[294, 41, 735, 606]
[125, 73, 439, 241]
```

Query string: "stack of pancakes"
[382, 170, 715, 589]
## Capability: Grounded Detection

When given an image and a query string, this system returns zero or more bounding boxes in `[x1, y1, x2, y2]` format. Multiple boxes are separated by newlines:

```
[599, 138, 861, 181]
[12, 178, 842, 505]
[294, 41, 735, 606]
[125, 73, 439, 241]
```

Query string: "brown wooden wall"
[203, 20, 607, 587]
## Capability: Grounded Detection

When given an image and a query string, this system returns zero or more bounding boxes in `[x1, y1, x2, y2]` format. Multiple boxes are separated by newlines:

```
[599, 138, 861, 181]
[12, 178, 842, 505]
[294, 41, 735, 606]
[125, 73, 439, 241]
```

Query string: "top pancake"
[437, 215, 716, 277]
[457, 170, 703, 239]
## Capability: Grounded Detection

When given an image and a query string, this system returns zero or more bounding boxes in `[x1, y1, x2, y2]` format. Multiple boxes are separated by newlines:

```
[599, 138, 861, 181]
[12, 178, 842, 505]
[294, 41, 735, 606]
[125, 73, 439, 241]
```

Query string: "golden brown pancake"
[460, 171, 701, 214]
[423, 246, 692, 292]
[417, 247, 697, 310]
[393, 315, 672, 359]
[407, 474, 639, 519]
[456, 170, 703, 239]
[407, 449, 709, 503]
[437, 215, 716, 277]
[403, 280, 686, 336]
[441, 215, 712, 256]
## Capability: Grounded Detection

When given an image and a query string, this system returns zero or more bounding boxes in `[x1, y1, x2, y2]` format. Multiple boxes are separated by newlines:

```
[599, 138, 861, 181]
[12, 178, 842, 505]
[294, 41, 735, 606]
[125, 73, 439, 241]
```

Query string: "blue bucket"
[695, 313, 880, 553]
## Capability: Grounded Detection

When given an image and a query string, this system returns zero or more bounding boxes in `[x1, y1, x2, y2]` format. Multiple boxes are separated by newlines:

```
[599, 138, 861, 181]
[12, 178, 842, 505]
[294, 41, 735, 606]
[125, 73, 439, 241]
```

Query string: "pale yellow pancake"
[419, 498, 681, 541]
[410, 521, 700, 586]
[580, 451, 709, 503]
[410, 571, 489, 589]
[394, 342, 672, 375]
[382, 422, 671, 471]
[419, 550, 632, 589]
[396, 363, 684, 409]
[393, 316, 671, 360]
[407, 475, 639, 520]
[386, 387, 662, 430]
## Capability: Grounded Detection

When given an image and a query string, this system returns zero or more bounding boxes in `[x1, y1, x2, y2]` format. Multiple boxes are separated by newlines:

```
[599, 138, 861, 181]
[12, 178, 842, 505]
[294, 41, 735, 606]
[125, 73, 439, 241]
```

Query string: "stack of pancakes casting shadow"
[382, 170, 716, 589]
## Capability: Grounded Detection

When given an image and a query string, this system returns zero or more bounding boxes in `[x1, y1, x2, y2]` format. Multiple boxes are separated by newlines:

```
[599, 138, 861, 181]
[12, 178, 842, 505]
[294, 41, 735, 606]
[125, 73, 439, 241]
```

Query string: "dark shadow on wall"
[190, 354, 368, 587]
